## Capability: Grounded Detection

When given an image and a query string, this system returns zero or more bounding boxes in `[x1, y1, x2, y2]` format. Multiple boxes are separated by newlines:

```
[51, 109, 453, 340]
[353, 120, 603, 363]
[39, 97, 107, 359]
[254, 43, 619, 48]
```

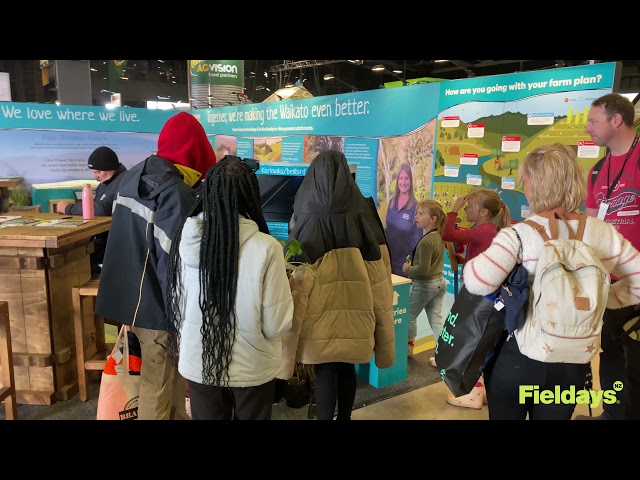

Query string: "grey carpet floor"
[1, 349, 440, 420]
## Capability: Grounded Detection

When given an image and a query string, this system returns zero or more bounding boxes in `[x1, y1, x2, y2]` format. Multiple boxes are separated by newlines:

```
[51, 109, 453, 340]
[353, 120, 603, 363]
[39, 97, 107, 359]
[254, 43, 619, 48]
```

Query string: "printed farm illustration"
[434, 103, 604, 226]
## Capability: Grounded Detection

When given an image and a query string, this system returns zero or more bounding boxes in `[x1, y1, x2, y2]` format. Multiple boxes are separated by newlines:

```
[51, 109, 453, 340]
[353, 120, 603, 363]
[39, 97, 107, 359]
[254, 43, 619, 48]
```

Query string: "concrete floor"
[2, 346, 603, 421]
[351, 352, 602, 420]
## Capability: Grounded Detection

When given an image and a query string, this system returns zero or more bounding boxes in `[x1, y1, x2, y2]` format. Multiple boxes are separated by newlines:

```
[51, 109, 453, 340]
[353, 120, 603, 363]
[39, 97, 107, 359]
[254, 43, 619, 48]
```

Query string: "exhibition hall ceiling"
[113, 59, 639, 101]
[5, 59, 634, 106]
[241, 59, 639, 98]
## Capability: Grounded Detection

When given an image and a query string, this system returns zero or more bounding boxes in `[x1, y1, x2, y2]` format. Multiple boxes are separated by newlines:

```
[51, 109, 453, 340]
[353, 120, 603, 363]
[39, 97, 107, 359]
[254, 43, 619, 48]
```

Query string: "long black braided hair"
[167, 156, 269, 386]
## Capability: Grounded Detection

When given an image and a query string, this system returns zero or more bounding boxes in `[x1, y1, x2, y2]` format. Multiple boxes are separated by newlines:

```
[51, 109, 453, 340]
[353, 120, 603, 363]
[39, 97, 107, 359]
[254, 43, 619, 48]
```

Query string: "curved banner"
[0, 102, 176, 133]
[439, 62, 617, 111]
[196, 81, 442, 138]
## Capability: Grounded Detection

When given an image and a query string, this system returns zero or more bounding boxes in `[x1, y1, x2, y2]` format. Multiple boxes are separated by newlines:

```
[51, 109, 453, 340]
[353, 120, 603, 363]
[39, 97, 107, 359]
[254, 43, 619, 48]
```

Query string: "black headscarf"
[286, 149, 386, 265]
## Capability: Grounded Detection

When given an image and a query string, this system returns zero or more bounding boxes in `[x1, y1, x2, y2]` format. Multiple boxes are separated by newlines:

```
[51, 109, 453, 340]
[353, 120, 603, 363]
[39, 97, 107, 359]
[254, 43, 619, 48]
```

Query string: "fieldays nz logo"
[519, 381, 623, 408]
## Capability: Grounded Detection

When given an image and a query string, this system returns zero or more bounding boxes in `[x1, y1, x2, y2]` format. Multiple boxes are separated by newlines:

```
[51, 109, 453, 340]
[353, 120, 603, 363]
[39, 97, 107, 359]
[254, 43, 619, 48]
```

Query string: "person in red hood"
[157, 112, 217, 187]
[96, 111, 216, 420]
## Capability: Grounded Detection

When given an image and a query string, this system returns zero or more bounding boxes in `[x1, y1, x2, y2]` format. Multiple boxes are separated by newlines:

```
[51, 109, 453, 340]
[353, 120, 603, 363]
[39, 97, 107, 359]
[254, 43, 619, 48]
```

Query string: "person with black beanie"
[56, 146, 127, 275]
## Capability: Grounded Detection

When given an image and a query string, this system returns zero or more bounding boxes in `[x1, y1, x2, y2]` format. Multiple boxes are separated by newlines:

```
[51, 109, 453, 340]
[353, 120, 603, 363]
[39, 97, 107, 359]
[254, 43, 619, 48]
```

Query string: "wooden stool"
[0, 301, 17, 419]
[72, 276, 119, 402]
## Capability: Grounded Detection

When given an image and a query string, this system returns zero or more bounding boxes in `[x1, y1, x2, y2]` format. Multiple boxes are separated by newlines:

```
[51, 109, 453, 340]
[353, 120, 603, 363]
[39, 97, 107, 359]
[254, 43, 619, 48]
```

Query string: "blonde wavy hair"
[417, 199, 446, 234]
[518, 143, 585, 214]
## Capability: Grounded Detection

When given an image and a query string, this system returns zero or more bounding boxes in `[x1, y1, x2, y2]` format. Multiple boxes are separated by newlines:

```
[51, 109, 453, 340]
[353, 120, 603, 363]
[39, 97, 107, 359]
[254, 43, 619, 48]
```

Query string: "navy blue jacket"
[96, 155, 196, 331]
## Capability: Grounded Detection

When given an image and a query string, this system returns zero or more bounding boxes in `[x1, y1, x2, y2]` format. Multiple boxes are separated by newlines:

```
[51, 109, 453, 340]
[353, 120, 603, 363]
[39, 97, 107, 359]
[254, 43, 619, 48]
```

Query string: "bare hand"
[452, 195, 467, 213]
[455, 253, 466, 264]
[402, 262, 410, 273]
[56, 200, 73, 213]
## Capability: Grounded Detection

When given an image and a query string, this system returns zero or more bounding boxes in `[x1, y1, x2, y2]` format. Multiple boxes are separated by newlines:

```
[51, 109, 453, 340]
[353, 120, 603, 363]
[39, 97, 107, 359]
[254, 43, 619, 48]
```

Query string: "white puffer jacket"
[176, 213, 294, 387]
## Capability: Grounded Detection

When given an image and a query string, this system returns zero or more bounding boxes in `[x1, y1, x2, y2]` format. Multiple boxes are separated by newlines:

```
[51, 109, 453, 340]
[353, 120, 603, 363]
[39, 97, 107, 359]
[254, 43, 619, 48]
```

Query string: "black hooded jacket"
[286, 150, 386, 265]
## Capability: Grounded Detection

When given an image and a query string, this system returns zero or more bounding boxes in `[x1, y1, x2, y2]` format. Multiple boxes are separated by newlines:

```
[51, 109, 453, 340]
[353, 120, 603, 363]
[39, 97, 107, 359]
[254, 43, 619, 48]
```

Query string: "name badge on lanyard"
[597, 202, 609, 221]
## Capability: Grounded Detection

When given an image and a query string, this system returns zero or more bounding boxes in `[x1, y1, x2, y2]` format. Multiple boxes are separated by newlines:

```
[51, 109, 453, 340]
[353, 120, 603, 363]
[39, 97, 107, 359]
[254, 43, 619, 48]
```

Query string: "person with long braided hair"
[167, 156, 293, 420]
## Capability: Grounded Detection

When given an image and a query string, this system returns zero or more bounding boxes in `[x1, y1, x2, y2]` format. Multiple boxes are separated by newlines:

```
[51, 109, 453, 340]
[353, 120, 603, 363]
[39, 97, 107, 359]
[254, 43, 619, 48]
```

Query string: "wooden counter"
[0, 214, 111, 405]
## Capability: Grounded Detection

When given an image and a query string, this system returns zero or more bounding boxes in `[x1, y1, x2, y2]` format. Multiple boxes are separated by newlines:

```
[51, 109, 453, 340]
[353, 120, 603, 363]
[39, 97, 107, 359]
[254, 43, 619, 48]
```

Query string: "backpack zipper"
[540, 326, 599, 340]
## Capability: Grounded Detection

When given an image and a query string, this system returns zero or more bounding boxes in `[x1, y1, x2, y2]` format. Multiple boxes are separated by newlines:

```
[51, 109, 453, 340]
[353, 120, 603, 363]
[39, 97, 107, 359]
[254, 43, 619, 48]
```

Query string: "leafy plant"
[284, 238, 304, 273]
[9, 184, 31, 206]
[284, 238, 319, 282]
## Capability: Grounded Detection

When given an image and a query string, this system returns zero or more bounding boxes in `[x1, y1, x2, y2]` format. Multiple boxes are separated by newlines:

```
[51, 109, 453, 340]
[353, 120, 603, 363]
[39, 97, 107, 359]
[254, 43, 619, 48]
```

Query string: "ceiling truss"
[268, 60, 346, 73]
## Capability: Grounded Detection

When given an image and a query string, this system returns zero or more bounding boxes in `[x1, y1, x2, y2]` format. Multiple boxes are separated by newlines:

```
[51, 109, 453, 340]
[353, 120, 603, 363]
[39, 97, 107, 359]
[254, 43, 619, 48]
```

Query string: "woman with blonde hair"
[463, 143, 640, 420]
[402, 199, 447, 358]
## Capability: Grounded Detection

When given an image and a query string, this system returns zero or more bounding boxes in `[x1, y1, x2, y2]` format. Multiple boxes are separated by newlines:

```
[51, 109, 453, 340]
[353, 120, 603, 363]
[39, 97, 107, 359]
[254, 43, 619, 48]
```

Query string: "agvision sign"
[190, 60, 244, 87]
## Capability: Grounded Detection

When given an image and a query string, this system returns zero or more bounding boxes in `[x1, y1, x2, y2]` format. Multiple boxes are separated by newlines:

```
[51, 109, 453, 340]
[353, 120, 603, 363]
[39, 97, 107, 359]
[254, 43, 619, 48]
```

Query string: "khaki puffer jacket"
[278, 244, 395, 379]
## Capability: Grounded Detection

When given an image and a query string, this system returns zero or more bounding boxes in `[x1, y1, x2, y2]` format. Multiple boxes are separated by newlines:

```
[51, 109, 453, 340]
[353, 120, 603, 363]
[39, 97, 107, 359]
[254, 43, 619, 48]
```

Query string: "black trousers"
[599, 305, 640, 420]
[314, 362, 357, 420]
[484, 332, 590, 420]
[187, 379, 275, 420]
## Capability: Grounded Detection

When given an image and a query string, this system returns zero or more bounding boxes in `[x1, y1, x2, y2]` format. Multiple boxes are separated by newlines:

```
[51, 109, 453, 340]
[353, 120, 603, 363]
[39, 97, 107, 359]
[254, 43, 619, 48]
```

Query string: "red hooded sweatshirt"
[157, 112, 217, 178]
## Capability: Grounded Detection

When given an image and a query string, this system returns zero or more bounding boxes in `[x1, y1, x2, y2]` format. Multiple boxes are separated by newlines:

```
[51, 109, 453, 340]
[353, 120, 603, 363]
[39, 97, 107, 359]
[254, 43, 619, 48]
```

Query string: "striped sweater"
[463, 214, 640, 310]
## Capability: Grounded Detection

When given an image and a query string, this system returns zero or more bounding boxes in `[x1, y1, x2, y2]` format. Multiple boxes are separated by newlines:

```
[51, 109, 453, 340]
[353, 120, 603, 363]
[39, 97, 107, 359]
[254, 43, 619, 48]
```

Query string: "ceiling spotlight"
[372, 65, 407, 85]
[323, 73, 358, 92]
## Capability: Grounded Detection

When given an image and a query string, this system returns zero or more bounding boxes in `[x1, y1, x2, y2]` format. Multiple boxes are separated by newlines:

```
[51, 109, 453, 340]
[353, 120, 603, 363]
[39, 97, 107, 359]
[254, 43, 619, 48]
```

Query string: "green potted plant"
[284, 238, 303, 275]
[9, 184, 31, 207]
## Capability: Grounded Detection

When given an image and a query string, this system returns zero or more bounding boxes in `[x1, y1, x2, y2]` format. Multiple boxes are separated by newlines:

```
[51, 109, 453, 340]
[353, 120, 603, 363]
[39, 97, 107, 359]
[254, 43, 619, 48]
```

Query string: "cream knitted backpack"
[514, 212, 610, 364]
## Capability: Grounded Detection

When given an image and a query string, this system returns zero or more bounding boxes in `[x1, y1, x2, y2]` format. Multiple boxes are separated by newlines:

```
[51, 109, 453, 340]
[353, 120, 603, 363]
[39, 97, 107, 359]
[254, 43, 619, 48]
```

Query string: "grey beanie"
[87, 146, 119, 171]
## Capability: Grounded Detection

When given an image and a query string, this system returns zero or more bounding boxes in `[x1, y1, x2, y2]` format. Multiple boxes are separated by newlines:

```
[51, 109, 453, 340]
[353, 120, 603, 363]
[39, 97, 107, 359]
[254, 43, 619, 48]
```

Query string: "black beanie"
[87, 146, 119, 171]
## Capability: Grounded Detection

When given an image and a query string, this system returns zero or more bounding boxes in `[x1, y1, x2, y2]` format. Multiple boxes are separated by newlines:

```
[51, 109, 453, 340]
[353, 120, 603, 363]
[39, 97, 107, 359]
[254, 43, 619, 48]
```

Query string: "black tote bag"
[435, 285, 506, 397]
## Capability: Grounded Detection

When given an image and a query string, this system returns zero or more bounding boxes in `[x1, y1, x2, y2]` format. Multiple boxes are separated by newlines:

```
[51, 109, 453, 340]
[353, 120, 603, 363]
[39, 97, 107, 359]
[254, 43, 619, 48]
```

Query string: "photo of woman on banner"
[385, 162, 424, 276]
